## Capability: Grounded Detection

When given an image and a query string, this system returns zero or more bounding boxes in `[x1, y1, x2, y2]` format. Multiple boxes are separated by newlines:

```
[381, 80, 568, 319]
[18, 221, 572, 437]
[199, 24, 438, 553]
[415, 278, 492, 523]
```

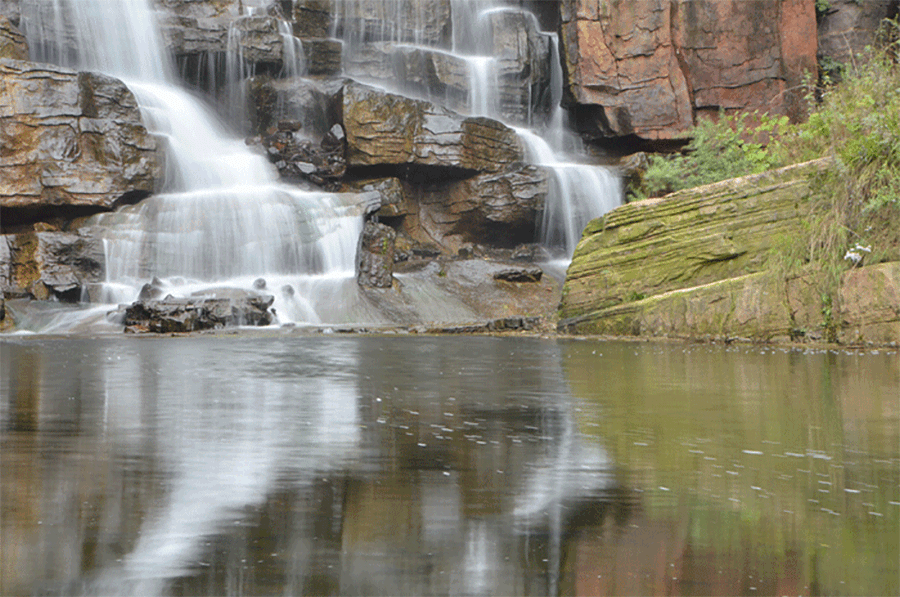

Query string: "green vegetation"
[632, 19, 900, 280]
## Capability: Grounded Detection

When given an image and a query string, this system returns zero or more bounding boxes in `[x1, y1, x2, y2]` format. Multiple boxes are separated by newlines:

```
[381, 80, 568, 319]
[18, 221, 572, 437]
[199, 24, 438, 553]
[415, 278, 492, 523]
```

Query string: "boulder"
[1, 228, 104, 301]
[123, 292, 275, 333]
[557, 157, 900, 345]
[493, 265, 543, 283]
[838, 262, 900, 345]
[356, 220, 396, 288]
[559, 0, 817, 141]
[0, 60, 160, 222]
[342, 82, 525, 173]
[0, 15, 26, 60]
[410, 165, 549, 249]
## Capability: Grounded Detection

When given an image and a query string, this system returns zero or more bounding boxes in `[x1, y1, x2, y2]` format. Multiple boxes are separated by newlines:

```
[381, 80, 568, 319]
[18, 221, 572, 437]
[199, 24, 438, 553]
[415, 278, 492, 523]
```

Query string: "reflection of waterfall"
[21, 0, 369, 321]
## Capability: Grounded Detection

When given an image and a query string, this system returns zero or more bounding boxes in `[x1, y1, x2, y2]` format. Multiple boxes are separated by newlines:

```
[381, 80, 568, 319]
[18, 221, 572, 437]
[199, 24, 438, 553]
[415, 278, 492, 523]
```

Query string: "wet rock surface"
[257, 122, 346, 188]
[0, 15, 26, 60]
[356, 220, 396, 288]
[335, 0, 452, 48]
[1, 228, 104, 301]
[123, 291, 275, 333]
[154, 0, 286, 79]
[0, 60, 160, 224]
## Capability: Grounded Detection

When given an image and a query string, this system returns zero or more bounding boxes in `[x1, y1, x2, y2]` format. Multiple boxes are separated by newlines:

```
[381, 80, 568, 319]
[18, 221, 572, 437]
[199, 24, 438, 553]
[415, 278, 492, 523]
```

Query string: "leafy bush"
[635, 111, 789, 200]
[633, 18, 899, 269]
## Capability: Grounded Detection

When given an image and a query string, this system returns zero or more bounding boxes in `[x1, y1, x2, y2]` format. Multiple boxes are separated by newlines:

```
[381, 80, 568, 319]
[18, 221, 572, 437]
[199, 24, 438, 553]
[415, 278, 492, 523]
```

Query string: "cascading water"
[21, 0, 369, 323]
[336, 0, 622, 265]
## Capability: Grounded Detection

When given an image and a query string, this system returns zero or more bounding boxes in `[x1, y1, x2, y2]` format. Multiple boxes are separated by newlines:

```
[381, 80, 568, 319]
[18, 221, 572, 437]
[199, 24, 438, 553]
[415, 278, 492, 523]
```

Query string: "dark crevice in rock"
[345, 163, 479, 187]
[0, 205, 108, 234]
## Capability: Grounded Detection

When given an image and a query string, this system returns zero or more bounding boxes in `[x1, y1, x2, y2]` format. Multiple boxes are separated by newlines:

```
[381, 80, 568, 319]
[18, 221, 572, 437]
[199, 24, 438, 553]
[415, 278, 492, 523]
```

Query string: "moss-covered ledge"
[557, 158, 899, 345]
[559, 158, 832, 321]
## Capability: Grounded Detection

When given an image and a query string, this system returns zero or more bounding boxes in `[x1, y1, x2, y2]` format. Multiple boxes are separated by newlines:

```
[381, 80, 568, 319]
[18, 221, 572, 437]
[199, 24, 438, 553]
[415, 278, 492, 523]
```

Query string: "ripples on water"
[1, 337, 897, 596]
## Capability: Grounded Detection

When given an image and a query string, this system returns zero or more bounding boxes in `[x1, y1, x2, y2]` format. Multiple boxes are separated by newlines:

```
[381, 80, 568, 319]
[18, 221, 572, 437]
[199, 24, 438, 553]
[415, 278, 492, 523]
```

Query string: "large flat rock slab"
[0, 59, 160, 215]
[560, 160, 828, 321]
[342, 82, 524, 173]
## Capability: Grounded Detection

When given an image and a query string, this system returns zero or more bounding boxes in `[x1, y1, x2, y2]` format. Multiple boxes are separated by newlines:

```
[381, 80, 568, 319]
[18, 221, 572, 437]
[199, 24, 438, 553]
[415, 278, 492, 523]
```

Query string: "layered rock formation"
[0, 15, 26, 59]
[558, 160, 900, 345]
[1, 228, 104, 301]
[341, 82, 547, 249]
[559, 0, 818, 142]
[0, 59, 160, 228]
[343, 82, 525, 173]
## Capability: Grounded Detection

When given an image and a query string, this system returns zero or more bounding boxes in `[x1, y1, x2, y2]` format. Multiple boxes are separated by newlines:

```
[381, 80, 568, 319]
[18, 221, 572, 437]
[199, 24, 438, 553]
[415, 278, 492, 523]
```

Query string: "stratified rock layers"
[558, 160, 900, 345]
[0, 59, 159, 214]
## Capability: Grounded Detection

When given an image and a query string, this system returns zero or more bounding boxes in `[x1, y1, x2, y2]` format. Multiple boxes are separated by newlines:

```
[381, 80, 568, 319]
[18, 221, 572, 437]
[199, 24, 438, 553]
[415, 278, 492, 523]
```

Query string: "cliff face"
[559, 0, 818, 142]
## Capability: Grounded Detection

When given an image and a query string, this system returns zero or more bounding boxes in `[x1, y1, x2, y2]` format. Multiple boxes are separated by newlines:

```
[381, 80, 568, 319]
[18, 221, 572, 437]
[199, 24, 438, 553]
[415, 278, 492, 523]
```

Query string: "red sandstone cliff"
[559, 0, 818, 142]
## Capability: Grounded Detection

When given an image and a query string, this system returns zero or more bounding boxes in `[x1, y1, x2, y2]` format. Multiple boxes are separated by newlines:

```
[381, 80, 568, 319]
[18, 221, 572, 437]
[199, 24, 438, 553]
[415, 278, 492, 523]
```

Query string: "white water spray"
[21, 0, 369, 324]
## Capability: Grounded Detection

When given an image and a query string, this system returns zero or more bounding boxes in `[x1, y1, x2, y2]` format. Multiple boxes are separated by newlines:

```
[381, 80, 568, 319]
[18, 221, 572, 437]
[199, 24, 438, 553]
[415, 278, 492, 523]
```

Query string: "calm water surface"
[1, 336, 897, 596]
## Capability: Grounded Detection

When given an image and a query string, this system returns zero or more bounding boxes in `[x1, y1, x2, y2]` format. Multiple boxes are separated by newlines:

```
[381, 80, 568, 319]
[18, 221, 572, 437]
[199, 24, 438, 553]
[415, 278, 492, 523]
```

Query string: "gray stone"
[124, 292, 275, 333]
[1, 228, 105, 300]
[0, 0, 20, 26]
[493, 265, 543, 283]
[336, 0, 451, 48]
[356, 220, 395, 288]
[818, 0, 897, 70]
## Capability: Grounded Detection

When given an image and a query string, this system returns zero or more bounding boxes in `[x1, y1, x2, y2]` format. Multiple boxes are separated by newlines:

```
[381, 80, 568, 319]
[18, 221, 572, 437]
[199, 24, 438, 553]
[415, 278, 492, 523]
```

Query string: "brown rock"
[291, 0, 333, 38]
[1, 229, 104, 301]
[0, 15, 26, 60]
[302, 37, 342, 75]
[560, 0, 817, 141]
[838, 262, 900, 345]
[342, 82, 524, 173]
[0, 60, 160, 216]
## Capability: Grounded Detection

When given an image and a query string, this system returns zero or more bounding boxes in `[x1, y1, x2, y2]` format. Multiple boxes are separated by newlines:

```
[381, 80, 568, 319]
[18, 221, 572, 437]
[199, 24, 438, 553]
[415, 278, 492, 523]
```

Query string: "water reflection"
[2, 338, 897, 596]
[1, 337, 616, 596]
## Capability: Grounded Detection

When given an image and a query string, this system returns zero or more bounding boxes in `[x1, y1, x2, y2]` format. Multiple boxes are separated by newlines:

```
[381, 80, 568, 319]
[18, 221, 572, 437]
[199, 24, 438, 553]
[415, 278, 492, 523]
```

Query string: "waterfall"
[20, 0, 368, 322]
[335, 0, 622, 263]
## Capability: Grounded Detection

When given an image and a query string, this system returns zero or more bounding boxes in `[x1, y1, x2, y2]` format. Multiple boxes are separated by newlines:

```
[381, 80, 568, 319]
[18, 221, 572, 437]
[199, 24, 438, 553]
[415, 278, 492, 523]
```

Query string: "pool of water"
[1, 336, 897, 596]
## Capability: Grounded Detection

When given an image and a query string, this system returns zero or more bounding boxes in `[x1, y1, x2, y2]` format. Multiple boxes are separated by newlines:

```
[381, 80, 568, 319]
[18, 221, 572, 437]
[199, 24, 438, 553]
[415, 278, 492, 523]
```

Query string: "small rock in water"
[253, 278, 267, 290]
[281, 284, 295, 297]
